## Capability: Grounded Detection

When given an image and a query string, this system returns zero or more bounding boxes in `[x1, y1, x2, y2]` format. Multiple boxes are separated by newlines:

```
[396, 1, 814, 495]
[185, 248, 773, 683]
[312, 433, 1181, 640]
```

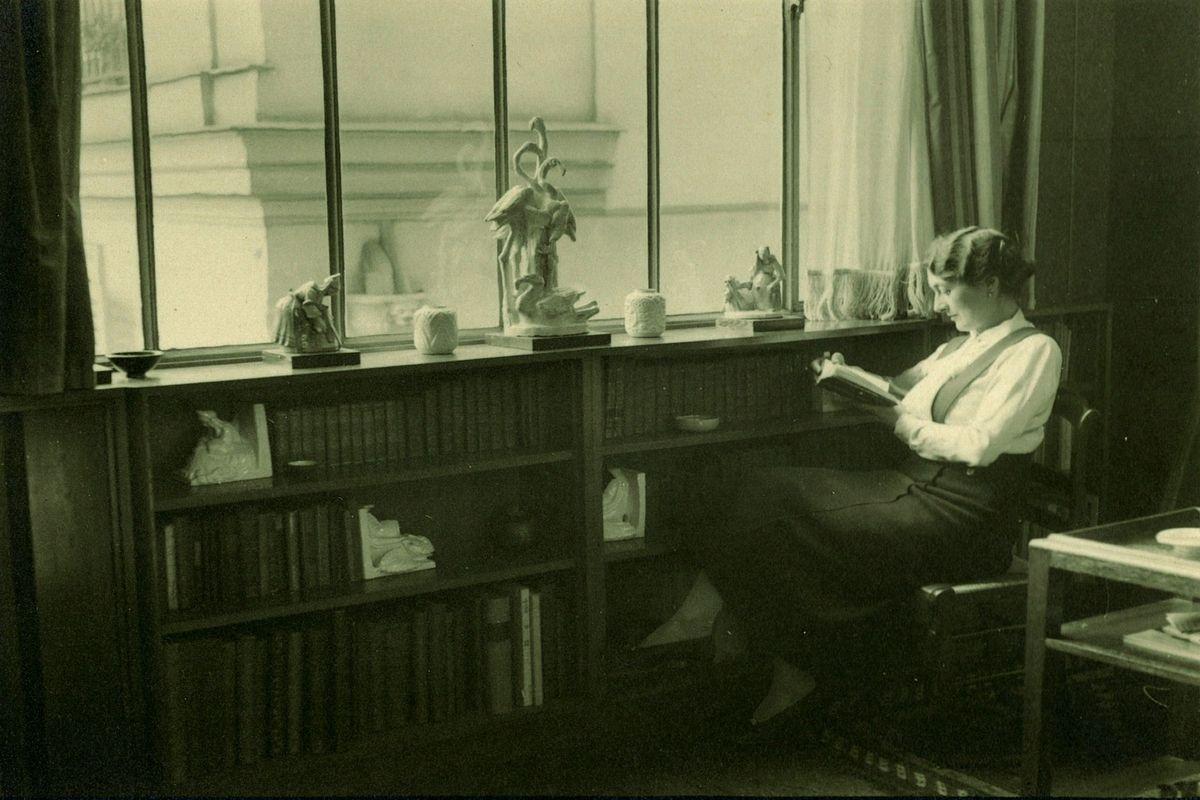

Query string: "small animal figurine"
[723, 246, 785, 314]
[273, 274, 343, 353]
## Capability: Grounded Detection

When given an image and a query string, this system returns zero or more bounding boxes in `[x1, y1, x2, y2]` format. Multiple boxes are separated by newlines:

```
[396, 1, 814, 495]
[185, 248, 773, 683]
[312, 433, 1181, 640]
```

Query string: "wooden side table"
[1023, 507, 1200, 795]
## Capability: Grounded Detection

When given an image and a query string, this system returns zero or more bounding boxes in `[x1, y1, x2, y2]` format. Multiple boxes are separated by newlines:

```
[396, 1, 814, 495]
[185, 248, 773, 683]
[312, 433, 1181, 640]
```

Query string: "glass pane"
[659, 0, 782, 315]
[143, 0, 330, 349]
[80, 0, 144, 353]
[505, 0, 648, 324]
[336, 0, 498, 335]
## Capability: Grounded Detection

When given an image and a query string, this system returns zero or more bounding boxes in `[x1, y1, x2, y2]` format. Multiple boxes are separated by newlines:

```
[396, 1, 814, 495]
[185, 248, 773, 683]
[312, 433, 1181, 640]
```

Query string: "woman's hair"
[926, 227, 1034, 300]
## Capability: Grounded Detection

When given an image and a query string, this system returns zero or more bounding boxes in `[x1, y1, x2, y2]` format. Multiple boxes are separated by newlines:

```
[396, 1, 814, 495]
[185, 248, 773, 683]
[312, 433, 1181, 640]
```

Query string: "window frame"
[111, 0, 802, 364]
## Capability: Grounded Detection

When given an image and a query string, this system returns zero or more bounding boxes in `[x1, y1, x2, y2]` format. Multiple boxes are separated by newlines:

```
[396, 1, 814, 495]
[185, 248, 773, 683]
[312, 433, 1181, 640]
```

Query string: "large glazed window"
[143, 0, 331, 349]
[506, 0, 648, 321]
[79, 0, 144, 354]
[336, 0, 498, 335]
[658, 0, 782, 315]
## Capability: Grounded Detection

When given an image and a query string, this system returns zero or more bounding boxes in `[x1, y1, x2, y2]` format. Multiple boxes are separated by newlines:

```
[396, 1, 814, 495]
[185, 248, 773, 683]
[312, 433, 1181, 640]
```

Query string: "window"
[79, 0, 796, 358]
[336, 0, 498, 335]
[659, 0, 782, 315]
[79, 0, 143, 354]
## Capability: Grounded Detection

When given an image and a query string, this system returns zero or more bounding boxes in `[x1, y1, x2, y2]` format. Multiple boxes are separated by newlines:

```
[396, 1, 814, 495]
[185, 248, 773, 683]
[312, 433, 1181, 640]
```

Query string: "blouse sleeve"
[892, 335, 1063, 467]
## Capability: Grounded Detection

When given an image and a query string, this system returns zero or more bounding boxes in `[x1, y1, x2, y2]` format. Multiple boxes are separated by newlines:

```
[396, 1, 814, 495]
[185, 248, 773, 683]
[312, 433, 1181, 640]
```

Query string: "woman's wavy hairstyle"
[925, 226, 1034, 300]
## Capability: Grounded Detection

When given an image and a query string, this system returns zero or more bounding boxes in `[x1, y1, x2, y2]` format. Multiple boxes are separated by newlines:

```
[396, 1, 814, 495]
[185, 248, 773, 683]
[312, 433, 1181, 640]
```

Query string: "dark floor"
[174, 655, 1200, 797]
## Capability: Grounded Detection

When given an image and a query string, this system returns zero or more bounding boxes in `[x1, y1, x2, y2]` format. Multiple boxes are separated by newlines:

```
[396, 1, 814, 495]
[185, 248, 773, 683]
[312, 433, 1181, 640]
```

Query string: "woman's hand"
[809, 350, 845, 376]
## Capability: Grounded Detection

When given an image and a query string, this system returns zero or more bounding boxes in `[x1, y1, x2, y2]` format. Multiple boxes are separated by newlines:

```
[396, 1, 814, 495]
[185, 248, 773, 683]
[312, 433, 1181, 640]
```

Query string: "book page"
[815, 362, 898, 407]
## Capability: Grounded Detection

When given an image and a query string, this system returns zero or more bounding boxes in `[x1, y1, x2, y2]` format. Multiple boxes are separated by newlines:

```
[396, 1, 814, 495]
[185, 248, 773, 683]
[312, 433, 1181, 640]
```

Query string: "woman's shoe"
[733, 692, 826, 748]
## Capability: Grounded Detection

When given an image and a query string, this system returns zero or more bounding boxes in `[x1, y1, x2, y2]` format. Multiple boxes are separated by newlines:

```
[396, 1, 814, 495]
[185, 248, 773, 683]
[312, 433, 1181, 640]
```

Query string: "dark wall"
[1106, 0, 1200, 518]
[1036, 0, 1200, 519]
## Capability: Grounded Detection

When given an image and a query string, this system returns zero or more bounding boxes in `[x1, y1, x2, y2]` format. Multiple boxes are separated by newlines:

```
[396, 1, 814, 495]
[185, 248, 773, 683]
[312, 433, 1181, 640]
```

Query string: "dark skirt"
[688, 452, 1030, 680]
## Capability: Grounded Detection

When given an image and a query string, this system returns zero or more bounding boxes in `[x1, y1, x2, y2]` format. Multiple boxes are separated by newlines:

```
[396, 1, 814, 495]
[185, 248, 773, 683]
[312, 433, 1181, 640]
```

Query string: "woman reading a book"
[642, 226, 1062, 732]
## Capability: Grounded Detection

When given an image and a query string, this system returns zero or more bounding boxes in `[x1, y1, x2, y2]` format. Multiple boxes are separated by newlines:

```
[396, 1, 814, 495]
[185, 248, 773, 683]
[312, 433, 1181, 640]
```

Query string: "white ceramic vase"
[413, 305, 458, 354]
[623, 289, 666, 338]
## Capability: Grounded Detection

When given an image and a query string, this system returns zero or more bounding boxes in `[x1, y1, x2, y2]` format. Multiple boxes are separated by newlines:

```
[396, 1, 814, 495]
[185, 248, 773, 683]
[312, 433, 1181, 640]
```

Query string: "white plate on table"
[1156, 527, 1200, 556]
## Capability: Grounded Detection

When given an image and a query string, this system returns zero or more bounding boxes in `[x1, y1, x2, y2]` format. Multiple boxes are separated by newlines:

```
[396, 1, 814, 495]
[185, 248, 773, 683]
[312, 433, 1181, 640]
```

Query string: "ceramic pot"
[624, 289, 666, 338]
[413, 305, 458, 354]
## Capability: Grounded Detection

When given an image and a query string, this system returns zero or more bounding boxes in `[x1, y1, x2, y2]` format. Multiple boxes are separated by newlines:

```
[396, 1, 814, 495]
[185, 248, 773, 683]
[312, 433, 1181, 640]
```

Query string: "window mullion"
[492, 0, 510, 327]
[319, 0, 347, 340]
[646, 0, 660, 291]
[782, 0, 803, 312]
[123, 0, 159, 351]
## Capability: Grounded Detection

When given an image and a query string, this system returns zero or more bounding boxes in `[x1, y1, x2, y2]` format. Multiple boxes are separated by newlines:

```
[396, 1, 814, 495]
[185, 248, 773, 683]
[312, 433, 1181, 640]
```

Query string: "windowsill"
[96, 315, 935, 394]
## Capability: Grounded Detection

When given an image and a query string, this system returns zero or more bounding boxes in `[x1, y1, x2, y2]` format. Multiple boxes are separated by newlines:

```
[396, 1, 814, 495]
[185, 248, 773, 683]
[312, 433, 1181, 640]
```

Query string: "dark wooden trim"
[124, 0, 159, 350]
[578, 354, 607, 698]
[646, 0, 660, 289]
[0, 416, 34, 795]
[319, 0, 347, 336]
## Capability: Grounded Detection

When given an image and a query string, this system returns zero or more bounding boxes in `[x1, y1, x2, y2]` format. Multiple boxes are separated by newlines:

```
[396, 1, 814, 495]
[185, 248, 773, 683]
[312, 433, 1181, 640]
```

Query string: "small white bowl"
[675, 414, 720, 433]
[1156, 527, 1200, 556]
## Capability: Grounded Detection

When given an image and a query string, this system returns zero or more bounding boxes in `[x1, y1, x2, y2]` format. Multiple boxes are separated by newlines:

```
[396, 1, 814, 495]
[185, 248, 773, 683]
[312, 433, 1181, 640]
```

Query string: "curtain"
[914, 0, 1045, 315]
[0, 1, 95, 394]
[800, 0, 935, 321]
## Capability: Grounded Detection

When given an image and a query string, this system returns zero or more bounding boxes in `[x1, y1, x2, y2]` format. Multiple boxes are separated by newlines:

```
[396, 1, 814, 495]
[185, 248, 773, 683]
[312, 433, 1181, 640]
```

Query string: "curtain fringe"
[803, 262, 934, 322]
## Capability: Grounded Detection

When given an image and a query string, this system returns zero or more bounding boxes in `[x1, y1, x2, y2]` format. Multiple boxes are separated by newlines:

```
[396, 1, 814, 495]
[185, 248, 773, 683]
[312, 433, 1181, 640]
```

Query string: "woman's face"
[927, 271, 1001, 333]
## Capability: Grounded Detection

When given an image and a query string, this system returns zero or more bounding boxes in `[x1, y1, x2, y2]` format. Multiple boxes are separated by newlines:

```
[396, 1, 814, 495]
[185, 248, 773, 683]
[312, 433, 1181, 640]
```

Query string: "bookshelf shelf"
[599, 411, 874, 456]
[602, 538, 678, 563]
[160, 554, 578, 635]
[153, 449, 578, 511]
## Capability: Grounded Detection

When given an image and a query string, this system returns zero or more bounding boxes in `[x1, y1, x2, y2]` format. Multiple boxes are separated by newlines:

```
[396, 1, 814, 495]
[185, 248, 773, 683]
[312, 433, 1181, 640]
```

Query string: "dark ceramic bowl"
[107, 350, 163, 379]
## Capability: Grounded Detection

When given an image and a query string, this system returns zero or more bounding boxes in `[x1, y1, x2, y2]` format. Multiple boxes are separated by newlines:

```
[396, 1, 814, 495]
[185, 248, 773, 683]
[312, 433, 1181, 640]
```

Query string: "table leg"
[1022, 547, 1065, 796]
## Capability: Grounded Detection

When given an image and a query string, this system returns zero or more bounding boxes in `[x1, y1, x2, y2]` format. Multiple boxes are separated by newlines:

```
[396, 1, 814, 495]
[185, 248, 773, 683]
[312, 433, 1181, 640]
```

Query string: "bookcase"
[26, 303, 1106, 792]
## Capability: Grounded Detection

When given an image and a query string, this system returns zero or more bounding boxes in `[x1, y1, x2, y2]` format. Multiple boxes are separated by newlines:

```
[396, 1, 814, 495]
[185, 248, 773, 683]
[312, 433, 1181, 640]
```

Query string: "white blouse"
[892, 309, 1062, 467]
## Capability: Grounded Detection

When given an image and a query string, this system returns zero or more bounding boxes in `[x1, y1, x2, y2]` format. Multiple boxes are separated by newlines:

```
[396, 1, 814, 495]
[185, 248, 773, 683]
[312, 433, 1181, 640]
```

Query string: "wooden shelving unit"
[3, 308, 1106, 791]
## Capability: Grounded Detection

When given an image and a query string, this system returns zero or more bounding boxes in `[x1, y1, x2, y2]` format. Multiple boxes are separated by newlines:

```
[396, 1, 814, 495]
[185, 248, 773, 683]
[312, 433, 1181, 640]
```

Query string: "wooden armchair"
[912, 386, 1102, 701]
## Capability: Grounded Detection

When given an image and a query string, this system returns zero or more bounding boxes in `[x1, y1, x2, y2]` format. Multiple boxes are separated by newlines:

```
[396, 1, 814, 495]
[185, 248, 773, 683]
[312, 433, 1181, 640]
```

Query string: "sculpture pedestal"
[714, 313, 806, 334]
[486, 331, 612, 351]
[263, 347, 362, 369]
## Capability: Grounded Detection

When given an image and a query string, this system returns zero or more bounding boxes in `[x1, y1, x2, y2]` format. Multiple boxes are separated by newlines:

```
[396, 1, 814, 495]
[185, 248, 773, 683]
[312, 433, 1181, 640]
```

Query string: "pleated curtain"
[0, 1, 96, 394]
[800, 0, 1044, 321]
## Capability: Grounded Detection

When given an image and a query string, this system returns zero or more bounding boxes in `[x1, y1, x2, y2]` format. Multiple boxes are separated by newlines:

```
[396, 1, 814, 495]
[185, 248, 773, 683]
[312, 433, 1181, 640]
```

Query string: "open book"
[814, 361, 906, 407]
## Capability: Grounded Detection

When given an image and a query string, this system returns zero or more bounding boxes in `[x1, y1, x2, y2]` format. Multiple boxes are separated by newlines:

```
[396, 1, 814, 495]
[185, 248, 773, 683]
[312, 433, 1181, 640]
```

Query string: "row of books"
[161, 583, 570, 783]
[603, 351, 813, 440]
[162, 502, 362, 612]
[271, 368, 560, 472]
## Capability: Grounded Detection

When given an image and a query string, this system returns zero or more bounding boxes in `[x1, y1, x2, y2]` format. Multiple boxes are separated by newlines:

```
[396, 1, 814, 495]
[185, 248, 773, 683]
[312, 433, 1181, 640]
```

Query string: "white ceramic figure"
[602, 467, 646, 542]
[485, 117, 599, 336]
[413, 305, 458, 354]
[357, 506, 435, 579]
[723, 246, 785, 317]
[624, 289, 666, 338]
[181, 406, 273, 485]
[273, 273, 344, 352]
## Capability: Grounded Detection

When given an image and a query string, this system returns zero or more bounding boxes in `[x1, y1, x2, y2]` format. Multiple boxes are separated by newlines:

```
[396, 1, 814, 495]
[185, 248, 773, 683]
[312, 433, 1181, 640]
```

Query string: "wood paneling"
[22, 404, 138, 789]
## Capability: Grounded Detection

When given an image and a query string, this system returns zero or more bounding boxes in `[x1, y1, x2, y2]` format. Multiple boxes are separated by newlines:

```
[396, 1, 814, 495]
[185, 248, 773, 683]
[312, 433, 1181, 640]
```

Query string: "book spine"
[237, 507, 259, 603]
[385, 398, 403, 466]
[483, 593, 513, 715]
[324, 403, 340, 473]
[305, 624, 330, 754]
[314, 501, 331, 590]
[428, 602, 447, 722]
[510, 585, 533, 708]
[298, 505, 319, 592]
[163, 522, 179, 612]
[411, 606, 430, 724]
[285, 510, 302, 596]
[438, 381, 455, 456]
[530, 590, 543, 706]
[235, 632, 264, 765]
[405, 391, 425, 461]
[337, 403, 353, 470]
[285, 628, 304, 755]
[423, 385, 440, 458]
[330, 610, 352, 750]
[372, 401, 388, 468]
